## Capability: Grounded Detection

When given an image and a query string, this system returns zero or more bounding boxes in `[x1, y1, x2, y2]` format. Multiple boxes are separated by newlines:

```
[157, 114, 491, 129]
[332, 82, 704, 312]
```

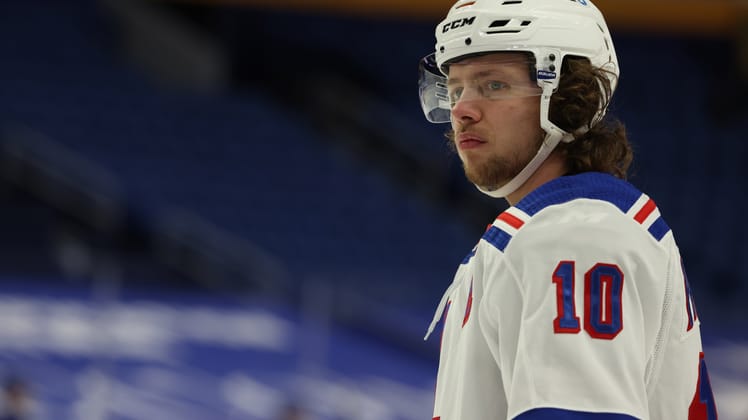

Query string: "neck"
[505, 150, 567, 206]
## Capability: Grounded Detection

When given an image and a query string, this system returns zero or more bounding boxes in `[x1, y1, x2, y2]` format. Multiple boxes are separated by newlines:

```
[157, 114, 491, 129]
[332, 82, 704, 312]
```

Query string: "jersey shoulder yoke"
[482, 172, 671, 252]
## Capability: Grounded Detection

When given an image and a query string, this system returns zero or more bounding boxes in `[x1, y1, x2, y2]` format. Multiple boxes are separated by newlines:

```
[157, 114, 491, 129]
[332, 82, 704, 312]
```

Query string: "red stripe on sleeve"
[634, 198, 656, 224]
[497, 212, 525, 229]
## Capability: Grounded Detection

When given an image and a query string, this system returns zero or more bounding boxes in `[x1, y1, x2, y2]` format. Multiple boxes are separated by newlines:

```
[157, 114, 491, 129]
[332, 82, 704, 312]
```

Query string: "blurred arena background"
[0, 0, 747, 419]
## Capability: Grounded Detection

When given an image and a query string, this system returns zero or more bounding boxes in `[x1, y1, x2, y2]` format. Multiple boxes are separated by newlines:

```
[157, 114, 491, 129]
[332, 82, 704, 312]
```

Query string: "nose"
[450, 95, 481, 125]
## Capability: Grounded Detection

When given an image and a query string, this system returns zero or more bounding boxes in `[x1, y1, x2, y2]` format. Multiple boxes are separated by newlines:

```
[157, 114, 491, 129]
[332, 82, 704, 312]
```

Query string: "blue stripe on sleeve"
[648, 216, 670, 241]
[483, 226, 512, 252]
[461, 249, 477, 264]
[515, 408, 639, 420]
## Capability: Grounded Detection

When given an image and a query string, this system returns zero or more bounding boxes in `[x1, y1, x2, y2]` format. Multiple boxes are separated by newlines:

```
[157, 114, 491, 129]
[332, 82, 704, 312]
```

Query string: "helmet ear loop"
[539, 83, 574, 146]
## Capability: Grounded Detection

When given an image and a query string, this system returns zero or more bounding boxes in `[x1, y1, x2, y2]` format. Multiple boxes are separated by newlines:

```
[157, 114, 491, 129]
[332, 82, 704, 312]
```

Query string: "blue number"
[699, 358, 718, 420]
[552, 262, 624, 340]
[552, 261, 580, 333]
[690, 353, 718, 420]
[584, 264, 624, 340]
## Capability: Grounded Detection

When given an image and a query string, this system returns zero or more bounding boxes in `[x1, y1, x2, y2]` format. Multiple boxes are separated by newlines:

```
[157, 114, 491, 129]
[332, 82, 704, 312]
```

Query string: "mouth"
[456, 132, 487, 150]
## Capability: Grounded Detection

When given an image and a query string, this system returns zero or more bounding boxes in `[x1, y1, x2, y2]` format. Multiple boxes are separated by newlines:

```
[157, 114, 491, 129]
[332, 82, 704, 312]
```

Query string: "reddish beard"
[452, 130, 544, 191]
[463, 152, 524, 191]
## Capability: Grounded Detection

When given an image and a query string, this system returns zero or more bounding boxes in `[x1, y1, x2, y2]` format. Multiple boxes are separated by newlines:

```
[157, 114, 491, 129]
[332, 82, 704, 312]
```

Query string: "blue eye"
[449, 87, 463, 106]
[487, 81, 508, 90]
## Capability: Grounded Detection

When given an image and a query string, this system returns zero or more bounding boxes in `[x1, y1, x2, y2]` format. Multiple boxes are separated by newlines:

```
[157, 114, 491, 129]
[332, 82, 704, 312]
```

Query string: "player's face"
[448, 53, 545, 192]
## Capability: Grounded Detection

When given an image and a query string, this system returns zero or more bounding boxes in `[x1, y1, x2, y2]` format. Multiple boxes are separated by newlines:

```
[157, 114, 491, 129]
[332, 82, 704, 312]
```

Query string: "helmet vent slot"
[487, 18, 529, 34]
[490, 20, 511, 27]
[502, 1, 523, 5]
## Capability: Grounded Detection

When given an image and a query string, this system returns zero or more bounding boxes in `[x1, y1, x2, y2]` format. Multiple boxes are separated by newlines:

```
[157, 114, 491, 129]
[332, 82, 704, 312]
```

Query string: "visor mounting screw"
[440, 46, 445, 53]
[549, 54, 556, 61]
[465, 38, 472, 45]
[549, 64, 556, 72]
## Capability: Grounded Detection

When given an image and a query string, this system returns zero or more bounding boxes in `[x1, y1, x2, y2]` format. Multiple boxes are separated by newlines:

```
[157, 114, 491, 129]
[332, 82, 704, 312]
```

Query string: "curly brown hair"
[551, 56, 633, 179]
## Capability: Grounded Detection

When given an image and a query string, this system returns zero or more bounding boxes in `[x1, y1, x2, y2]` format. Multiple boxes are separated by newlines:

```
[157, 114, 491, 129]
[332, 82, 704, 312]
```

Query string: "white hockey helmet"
[418, 0, 619, 198]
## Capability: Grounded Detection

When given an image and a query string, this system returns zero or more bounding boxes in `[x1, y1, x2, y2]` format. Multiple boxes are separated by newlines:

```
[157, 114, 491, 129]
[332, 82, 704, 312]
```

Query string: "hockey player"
[418, 0, 718, 418]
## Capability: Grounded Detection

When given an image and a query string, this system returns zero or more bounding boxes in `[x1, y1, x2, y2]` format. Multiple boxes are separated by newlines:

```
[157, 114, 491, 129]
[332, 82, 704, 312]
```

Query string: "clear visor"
[418, 53, 542, 123]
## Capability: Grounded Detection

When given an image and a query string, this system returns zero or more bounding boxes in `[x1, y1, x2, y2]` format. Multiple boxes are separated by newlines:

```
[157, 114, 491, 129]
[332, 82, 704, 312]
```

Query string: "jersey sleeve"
[479, 200, 668, 419]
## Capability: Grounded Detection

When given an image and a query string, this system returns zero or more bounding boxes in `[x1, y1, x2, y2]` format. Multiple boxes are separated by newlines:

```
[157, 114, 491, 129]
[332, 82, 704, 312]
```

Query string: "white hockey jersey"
[427, 172, 717, 420]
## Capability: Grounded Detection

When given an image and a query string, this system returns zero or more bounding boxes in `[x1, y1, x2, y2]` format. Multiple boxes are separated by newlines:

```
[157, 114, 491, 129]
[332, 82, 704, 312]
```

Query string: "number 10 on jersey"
[552, 261, 624, 340]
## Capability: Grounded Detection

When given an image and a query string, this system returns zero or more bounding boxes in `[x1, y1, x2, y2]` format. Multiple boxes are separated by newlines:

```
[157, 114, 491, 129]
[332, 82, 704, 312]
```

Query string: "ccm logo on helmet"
[442, 16, 476, 33]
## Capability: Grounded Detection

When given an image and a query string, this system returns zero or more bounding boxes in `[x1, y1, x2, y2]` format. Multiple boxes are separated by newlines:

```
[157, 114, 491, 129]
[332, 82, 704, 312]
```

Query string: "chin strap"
[476, 84, 576, 199]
